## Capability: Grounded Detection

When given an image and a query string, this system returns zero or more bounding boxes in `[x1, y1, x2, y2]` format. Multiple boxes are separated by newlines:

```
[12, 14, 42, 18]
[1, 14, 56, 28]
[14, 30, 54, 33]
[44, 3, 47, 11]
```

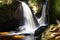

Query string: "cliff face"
[0, 1, 24, 31]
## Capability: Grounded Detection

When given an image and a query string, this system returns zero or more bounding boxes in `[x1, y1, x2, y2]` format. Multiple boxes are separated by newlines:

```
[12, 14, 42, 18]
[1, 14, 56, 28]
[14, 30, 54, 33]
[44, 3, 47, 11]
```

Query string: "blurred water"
[22, 35, 34, 40]
[37, 1, 48, 27]
[0, 0, 48, 40]
[15, 2, 38, 34]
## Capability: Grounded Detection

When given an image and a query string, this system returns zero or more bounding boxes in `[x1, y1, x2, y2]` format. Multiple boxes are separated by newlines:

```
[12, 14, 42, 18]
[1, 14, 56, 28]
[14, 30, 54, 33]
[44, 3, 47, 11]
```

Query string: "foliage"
[48, 0, 60, 24]
[54, 0, 60, 21]
[0, 0, 12, 7]
[42, 21, 60, 40]
[28, 0, 41, 14]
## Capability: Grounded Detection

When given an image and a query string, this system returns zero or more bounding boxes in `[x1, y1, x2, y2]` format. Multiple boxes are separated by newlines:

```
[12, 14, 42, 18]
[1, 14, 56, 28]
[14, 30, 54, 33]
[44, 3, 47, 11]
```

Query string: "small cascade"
[10, 2, 39, 35]
[20, 2, 36, 34]
[34, 1, 48, 40]
[37, 1, 48, 27]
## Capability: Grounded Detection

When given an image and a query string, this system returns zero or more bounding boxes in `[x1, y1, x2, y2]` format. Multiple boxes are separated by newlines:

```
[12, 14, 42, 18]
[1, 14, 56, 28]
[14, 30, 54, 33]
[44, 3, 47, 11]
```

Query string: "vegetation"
[54, 0, 60, 21]
[0, 0, 12, 7]
[48, 0, 60, 25]
[42, 0, 60, 40]
[42, 20, 60, 40]
[28, 0, 41, 14]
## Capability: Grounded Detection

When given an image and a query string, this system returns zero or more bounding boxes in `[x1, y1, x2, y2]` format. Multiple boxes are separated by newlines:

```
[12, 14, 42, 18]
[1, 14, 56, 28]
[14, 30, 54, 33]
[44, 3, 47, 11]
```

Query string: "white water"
[1, 2, 48, 36]
[37, 2, 48, 27]
[0, 1, 48, 40]
[8, 2, 38, 35]
[18, 2, 36, 34]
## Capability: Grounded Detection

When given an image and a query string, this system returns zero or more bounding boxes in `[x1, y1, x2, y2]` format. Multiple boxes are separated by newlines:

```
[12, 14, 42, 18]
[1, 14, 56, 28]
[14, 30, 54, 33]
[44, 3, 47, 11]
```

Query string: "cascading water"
[0, 1, 36, 40]
[34, 0, 48, 40]
[8, 2, 39, 35]
[37, 1, 48, 27]
[0, 0, 48, 40]
[18, 2, 37, 34]
[1, 0, 48, 36]
[6, 0, 48, 36]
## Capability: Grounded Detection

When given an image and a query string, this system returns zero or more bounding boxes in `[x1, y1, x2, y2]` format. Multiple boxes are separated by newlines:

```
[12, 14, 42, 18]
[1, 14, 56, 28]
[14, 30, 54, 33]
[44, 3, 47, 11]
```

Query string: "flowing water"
[15, 2, 37, 34]
[9, 1, 48, 40]
[0, 1, 48, 40]
[37, 1, 48, 27]
[16, 1, 48, 35]
[0, 1, 38, 35]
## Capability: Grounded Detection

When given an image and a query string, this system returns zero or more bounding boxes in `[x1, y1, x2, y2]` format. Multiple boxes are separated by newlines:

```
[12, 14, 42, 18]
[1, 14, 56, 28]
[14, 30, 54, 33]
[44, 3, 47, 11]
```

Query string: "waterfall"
[0, 1, 48, 40]
[8, 2, 38, 35]
[37, 1, 48, 27]
[18, 2, 36, 34]
[1, 1, 48, 36]
[34, 1, 48, 39]
[6, 1, 48, 35]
